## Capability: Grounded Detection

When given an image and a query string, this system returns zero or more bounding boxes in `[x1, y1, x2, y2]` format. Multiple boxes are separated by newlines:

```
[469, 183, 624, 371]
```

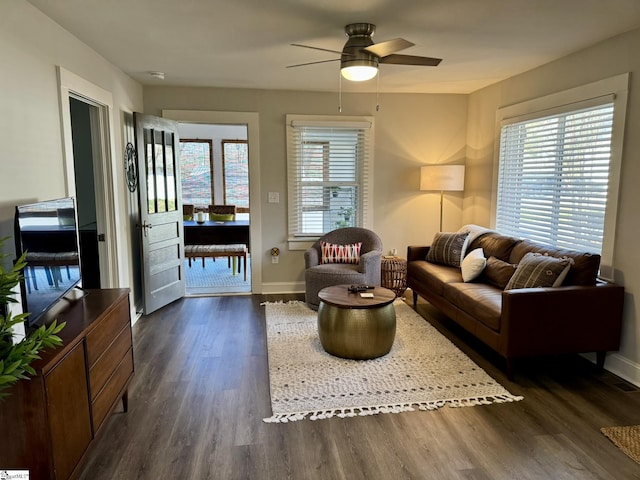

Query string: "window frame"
[286, 114, 375, 250]
[492, 73, 629, 280]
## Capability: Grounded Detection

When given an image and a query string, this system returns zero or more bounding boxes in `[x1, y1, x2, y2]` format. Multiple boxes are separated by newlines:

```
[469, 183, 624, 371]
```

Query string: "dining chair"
[206, 205, 244, 271]
[208, 204, 237, 221]
[183, 204, 195, 220]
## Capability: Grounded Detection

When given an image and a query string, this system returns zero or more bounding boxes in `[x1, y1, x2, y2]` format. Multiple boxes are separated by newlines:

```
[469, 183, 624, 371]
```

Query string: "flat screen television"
[14, 197, 82, 328]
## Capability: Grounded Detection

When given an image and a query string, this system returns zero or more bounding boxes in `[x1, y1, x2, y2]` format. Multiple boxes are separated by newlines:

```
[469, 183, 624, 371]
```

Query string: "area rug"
[601, 425, 640, 464]
[263, 300, 523, 423]
[184, 257, 251, 291]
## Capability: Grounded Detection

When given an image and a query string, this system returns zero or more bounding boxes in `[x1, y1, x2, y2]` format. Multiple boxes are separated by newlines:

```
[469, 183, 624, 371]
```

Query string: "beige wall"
[466, 28, 640, 384]
[0, 1, 143, 310]
[144, 88, 468, 291]
[6, 0, 637, 384]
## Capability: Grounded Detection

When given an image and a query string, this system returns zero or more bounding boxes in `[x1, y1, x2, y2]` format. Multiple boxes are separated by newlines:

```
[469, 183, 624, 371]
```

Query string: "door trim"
[57, 66, 119, 288]
[162, 110, 262, 293]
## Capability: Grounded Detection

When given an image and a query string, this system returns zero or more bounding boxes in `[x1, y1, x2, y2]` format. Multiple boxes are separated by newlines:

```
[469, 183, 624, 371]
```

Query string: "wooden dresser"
[0, 288, 134, 480]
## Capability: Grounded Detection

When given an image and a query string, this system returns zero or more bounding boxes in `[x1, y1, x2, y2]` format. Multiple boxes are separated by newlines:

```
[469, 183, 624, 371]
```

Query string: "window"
[180, 139, 213, 207]
[494, 74, 628, 278]
[497, 103, 614, 252]
[222, 140, 249, 213]
[286, 115, 374, 241]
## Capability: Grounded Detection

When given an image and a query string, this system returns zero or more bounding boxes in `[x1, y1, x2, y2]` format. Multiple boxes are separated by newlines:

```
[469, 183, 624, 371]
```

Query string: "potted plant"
[0, 238, 65, 399]
[334, 206, 355, 229]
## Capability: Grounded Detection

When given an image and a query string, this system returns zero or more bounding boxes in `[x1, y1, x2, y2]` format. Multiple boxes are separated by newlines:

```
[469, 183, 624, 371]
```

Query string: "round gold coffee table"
[317, 285, 396, 360]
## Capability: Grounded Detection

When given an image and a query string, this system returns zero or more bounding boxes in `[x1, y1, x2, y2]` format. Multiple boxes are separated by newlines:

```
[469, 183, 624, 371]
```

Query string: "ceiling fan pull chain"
[338, 73, 342, 112]
[376, 71, 380, 112]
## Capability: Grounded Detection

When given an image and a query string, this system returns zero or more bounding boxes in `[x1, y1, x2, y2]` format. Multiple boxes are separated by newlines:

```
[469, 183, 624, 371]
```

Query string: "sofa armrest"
[500, 282, 624, 358]
[407, 245, 430, 262]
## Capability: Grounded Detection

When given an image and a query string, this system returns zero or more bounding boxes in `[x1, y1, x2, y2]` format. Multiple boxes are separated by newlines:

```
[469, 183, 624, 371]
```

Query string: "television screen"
[14, 197, 82, 327]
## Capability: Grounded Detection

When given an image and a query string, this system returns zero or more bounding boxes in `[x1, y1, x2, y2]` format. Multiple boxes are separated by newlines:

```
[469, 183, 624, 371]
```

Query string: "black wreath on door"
[124, 142, 138, 192]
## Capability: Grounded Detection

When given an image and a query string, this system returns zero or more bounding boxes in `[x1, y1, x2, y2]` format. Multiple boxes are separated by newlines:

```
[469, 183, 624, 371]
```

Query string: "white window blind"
[496, 103, 614, 254]
[287, 116, 373, 238]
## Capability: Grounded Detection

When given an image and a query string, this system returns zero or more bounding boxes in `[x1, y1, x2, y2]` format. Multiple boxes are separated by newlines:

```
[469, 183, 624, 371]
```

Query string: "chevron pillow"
[320, 241, 362, 264]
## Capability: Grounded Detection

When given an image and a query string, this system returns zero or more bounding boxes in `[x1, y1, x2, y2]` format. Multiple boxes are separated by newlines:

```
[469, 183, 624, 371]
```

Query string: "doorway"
[178, 123, 251, 295]
[69, 97, 101, 288]
[163, 110, 262, 294]
[57, 67, 120, 292]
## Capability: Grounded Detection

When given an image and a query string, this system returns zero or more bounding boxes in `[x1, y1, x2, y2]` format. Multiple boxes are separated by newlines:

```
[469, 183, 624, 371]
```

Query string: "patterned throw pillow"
[426, 231, 470, 268]
[505, 252, 573, 290]
[320, 242, 362, 264]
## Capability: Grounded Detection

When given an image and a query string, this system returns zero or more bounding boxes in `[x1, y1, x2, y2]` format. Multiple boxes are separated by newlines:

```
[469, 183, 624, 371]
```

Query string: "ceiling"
[27, 0, 640, 94]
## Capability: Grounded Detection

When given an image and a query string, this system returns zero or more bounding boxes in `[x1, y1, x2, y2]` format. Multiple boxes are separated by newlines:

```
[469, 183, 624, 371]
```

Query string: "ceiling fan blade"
[291, 43, 345, 55]
[286, 58, 341, 68]
[364, 38, 414, 57]
[379, 54, 442, 66]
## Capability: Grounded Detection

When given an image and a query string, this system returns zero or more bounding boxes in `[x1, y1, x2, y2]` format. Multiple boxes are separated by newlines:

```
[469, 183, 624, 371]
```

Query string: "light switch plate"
[268, 192, 280, 203]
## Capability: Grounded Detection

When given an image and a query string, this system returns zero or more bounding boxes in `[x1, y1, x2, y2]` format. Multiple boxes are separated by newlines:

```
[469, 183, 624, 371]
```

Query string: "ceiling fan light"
[341, 65, 378, 81]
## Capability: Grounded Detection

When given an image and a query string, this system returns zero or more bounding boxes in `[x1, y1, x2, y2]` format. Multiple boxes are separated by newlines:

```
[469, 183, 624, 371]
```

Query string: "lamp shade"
[420, 165, 465, 191]
[340, 65, 378, 81]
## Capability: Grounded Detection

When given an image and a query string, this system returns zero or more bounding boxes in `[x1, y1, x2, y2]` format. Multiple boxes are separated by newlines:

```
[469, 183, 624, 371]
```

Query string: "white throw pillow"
[461, 248, 487, 282]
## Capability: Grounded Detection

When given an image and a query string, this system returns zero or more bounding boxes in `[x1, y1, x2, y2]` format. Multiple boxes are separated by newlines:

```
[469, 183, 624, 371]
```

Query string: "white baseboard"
[603, 352, 640, 387]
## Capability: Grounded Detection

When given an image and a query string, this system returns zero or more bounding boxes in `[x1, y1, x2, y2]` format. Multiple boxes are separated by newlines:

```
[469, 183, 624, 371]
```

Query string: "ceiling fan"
[288, 23, 442, 82]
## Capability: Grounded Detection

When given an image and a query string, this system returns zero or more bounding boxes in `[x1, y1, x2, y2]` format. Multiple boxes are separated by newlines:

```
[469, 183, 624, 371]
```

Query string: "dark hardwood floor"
[78, 293, 640, 479]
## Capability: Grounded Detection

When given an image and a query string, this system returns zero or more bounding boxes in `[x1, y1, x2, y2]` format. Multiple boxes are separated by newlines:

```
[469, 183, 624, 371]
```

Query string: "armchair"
[304, 227, 383, 310]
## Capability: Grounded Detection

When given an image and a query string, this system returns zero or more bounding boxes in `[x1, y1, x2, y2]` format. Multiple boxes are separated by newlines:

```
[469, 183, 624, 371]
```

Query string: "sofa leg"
[505, 358, 515, 381]
[596, 351, 606, 370]
[412, 290, 418, 307]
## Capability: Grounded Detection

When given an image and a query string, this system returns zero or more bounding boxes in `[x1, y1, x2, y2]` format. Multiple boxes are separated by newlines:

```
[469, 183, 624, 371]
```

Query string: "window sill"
[288, 237, 318, 251]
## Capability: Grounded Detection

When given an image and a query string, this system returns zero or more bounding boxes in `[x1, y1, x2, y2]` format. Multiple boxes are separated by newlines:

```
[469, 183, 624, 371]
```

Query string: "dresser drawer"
[91, 348, 134, 432]
[86, 296, 130, 367]
[89, 324, 132, 401]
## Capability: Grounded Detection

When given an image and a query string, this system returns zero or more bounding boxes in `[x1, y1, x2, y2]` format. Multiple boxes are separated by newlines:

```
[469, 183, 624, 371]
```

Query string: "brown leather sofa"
[407, 231, 624, 377]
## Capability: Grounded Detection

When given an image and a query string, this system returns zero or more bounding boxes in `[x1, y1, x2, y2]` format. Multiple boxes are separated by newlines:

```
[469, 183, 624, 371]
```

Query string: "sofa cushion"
[508, 240, 600, 286]
[481, 256, 517, 289]
[505, 252, 572, 290]
[461, 248, 486, 282]
[321, 241, 362, 264]
[427, 231, 470, 268]
[467, 232, 521, 262]
[407, 260, 463, 296]
[442, 282, 503, 331]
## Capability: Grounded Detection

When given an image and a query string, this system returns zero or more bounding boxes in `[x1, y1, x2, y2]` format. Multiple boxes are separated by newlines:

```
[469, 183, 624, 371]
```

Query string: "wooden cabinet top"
[29, 288, 130, 374]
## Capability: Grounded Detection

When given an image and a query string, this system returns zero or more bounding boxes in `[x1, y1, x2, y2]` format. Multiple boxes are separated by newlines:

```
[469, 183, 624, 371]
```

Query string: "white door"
[134, 113, 185, 314]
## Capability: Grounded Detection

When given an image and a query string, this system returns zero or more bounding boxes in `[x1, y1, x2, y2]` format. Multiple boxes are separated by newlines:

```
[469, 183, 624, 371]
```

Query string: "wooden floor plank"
[77, 294, 640, 480]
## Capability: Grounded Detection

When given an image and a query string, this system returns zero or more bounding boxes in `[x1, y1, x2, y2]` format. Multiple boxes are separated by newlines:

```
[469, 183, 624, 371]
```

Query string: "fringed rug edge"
[263, 393, 524, 423]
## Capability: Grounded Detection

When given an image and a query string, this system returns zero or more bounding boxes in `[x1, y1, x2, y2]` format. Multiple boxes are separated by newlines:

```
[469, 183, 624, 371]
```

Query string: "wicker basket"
[381, 256, 407, 297]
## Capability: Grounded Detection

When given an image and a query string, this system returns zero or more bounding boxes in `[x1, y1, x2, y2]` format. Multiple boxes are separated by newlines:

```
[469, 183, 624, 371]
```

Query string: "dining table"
[183, 219, 250, 250]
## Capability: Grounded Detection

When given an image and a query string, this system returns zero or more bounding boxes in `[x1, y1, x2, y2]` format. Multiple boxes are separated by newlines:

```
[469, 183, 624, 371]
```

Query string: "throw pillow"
[321, 241, 362, 264]
[426, 231, 470, 268]
[209, 213, 235, 221]
[461, 248, 487, 282]
[505, 252, 573, 290]
[482, 256, 517, 289]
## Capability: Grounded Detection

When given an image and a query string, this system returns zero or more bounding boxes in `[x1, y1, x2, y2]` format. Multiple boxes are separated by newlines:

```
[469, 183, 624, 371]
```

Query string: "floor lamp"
[420, 165, 465, 232]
